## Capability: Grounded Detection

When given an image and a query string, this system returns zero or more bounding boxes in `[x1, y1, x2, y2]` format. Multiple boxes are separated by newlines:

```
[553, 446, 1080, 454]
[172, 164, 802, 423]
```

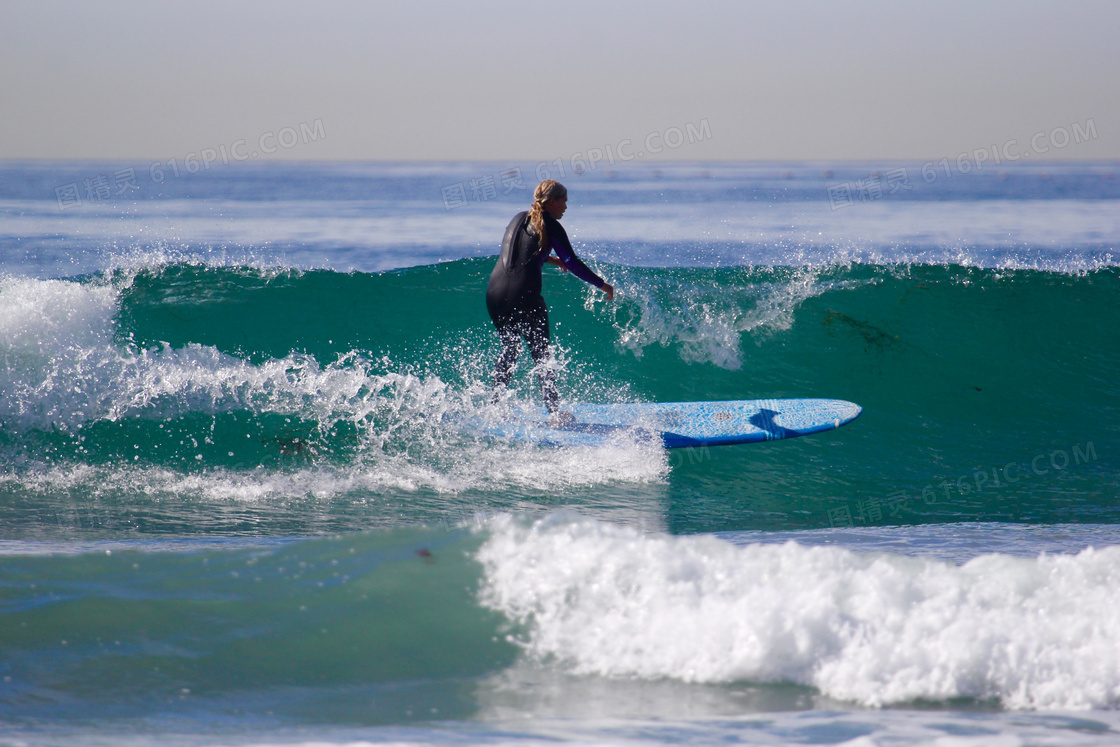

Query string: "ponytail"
[528, 180, 566, 256]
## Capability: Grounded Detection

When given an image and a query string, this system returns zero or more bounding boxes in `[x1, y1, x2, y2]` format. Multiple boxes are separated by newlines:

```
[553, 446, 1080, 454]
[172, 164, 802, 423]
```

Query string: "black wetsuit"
[486, 211, 606, 412]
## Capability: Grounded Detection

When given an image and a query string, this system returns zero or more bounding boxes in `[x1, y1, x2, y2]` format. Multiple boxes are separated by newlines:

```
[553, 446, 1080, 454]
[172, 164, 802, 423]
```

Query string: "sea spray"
[477, 514, 1120, 709]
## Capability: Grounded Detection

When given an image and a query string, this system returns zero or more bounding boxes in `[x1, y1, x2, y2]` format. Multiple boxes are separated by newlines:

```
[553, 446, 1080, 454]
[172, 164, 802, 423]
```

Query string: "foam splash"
[0, 274, 412, 431]
[0, 275, 667, 501]
[477, 515, 1120, 710]
[604, 267, 855, 369]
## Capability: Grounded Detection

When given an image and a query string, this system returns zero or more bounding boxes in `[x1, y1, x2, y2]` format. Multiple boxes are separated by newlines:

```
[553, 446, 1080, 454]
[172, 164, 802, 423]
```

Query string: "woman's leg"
[491, 314, 521, 398]
[521, 299, 559, 413]
[489, 298, 559, 412]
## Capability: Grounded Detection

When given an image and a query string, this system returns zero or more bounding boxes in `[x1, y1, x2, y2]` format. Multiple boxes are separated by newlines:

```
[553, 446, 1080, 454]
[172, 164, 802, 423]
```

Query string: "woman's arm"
[549, 226, 612, 298]
[548, 255, 607, 296]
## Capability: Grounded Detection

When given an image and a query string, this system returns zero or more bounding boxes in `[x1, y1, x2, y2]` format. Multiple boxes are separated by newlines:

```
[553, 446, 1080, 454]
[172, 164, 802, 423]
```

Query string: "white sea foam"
[0, 274, 389, 431]
[604, 267, 860, 369]
[1, 439, 666, 507]
[478, 515, 1120, 710]
[0, 276, 667, 500]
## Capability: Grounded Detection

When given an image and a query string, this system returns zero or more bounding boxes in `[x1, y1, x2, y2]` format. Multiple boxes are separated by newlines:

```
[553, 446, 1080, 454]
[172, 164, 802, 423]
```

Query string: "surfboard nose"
[828, 400, 862, 429]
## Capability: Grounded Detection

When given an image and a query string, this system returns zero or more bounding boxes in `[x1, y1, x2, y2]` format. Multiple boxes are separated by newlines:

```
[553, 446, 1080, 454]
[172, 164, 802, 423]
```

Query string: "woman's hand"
[601, 283, 614, 301]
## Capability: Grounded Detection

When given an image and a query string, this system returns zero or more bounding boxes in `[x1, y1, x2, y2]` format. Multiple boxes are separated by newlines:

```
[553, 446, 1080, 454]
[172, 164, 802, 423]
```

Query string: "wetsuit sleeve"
[548, 224, 606, 289]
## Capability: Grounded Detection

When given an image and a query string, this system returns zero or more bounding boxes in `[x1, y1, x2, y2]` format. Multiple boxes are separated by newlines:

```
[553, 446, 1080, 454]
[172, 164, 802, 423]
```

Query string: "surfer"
[486, 180, 613, 421]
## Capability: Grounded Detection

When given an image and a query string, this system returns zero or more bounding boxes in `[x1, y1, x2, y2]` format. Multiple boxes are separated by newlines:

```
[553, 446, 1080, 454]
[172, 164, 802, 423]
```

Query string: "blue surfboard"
[462, 398, 861, 448]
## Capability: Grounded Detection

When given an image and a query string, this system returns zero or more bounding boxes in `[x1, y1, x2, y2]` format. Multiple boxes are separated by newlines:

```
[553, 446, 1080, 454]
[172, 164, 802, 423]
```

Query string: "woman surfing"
[485, 180, 613, 423]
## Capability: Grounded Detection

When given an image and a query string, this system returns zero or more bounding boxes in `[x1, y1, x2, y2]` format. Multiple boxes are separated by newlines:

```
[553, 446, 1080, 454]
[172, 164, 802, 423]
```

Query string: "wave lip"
[477, 515, 1120, 710]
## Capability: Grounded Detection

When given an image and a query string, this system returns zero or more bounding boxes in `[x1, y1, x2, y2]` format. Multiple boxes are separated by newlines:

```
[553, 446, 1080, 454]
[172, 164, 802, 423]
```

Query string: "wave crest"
[478, 515, 1120, 709]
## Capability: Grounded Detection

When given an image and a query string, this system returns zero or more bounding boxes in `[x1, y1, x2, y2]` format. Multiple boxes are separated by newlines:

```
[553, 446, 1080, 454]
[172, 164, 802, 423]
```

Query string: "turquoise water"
[1, 161, 1119, 745]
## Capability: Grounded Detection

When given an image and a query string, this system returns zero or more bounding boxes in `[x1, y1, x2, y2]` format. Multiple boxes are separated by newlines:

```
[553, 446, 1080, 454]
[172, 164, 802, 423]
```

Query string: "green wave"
[1, 259, 1117, 532]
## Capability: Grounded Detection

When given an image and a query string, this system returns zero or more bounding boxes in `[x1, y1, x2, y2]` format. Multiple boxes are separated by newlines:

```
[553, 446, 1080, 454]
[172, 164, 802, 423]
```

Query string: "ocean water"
[0, 159, 1118, 746]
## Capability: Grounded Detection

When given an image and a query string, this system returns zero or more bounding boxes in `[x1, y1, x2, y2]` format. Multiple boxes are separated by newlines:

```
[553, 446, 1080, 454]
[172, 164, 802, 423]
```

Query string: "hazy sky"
[2, 0, 1117, 162]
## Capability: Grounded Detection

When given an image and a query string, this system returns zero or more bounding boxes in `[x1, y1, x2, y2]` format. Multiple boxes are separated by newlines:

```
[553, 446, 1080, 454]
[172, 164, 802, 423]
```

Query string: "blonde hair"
[528, 180, 567, 255]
